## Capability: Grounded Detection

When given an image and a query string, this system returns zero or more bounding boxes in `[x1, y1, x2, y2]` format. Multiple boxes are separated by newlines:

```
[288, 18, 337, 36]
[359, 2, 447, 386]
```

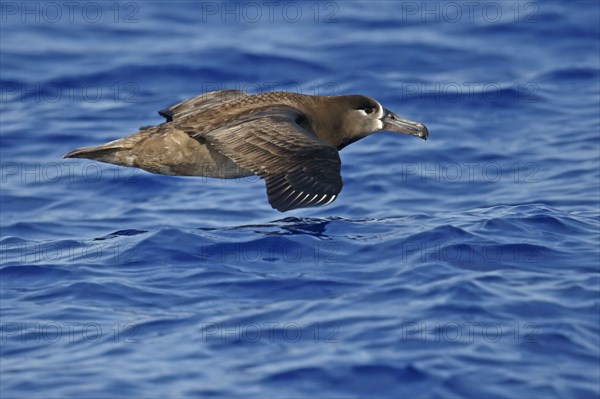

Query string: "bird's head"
[334, 95, 428, 149]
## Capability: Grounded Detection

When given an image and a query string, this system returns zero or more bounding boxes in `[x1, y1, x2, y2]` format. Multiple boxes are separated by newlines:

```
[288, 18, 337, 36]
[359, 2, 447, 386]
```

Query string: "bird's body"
[65, 90, 428, 211]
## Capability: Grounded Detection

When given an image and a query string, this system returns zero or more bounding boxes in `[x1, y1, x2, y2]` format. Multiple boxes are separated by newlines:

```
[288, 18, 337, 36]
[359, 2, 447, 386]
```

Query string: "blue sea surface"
[1, 1, 599, 398]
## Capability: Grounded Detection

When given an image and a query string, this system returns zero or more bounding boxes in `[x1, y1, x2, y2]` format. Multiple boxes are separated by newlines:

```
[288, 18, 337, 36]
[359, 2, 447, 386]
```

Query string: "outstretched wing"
[197, 108, 342, 212]
[158, 90, 248, 122]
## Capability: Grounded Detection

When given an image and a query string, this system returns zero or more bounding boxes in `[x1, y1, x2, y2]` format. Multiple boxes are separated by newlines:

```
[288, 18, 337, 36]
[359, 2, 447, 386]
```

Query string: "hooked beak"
[381, 109, 428, 140]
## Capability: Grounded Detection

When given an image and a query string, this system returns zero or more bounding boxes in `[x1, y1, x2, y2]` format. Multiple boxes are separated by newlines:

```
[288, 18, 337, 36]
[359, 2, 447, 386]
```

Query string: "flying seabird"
[64, 90, 428, 211]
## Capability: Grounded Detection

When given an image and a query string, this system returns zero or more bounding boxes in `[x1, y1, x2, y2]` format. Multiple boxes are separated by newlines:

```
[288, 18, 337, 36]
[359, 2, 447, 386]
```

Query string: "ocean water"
[1, 1, 599, 398]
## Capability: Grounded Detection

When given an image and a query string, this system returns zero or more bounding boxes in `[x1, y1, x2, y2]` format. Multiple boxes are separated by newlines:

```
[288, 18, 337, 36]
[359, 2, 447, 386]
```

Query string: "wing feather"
[197, 108, 342, 212]
[158, 90, 248, 122]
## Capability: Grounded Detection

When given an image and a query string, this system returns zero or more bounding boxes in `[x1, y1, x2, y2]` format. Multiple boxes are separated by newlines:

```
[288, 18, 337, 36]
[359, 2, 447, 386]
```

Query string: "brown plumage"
[64, 90, 428, 211]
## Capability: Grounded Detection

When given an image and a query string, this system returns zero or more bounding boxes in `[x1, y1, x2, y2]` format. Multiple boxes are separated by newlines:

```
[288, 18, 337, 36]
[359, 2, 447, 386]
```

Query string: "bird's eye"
[364, 107, 375, 114]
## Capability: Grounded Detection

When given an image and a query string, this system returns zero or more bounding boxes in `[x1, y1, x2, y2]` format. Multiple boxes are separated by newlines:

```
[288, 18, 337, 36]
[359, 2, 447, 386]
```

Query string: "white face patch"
[352, 99, 385, 134]
[374, 100, 384, 120]
[374, 100, 384, 130]
[356, 101, 384, 129]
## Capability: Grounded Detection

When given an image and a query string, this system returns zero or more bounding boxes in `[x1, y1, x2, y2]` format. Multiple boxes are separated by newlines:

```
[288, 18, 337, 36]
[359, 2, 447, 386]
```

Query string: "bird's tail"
[63, 129, 150, 166]
[63, 145, 121, 160]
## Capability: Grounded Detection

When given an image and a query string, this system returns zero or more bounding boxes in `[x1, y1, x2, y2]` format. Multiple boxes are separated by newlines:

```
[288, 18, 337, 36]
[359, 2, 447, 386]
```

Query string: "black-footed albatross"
[64, 90, 428, 211]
